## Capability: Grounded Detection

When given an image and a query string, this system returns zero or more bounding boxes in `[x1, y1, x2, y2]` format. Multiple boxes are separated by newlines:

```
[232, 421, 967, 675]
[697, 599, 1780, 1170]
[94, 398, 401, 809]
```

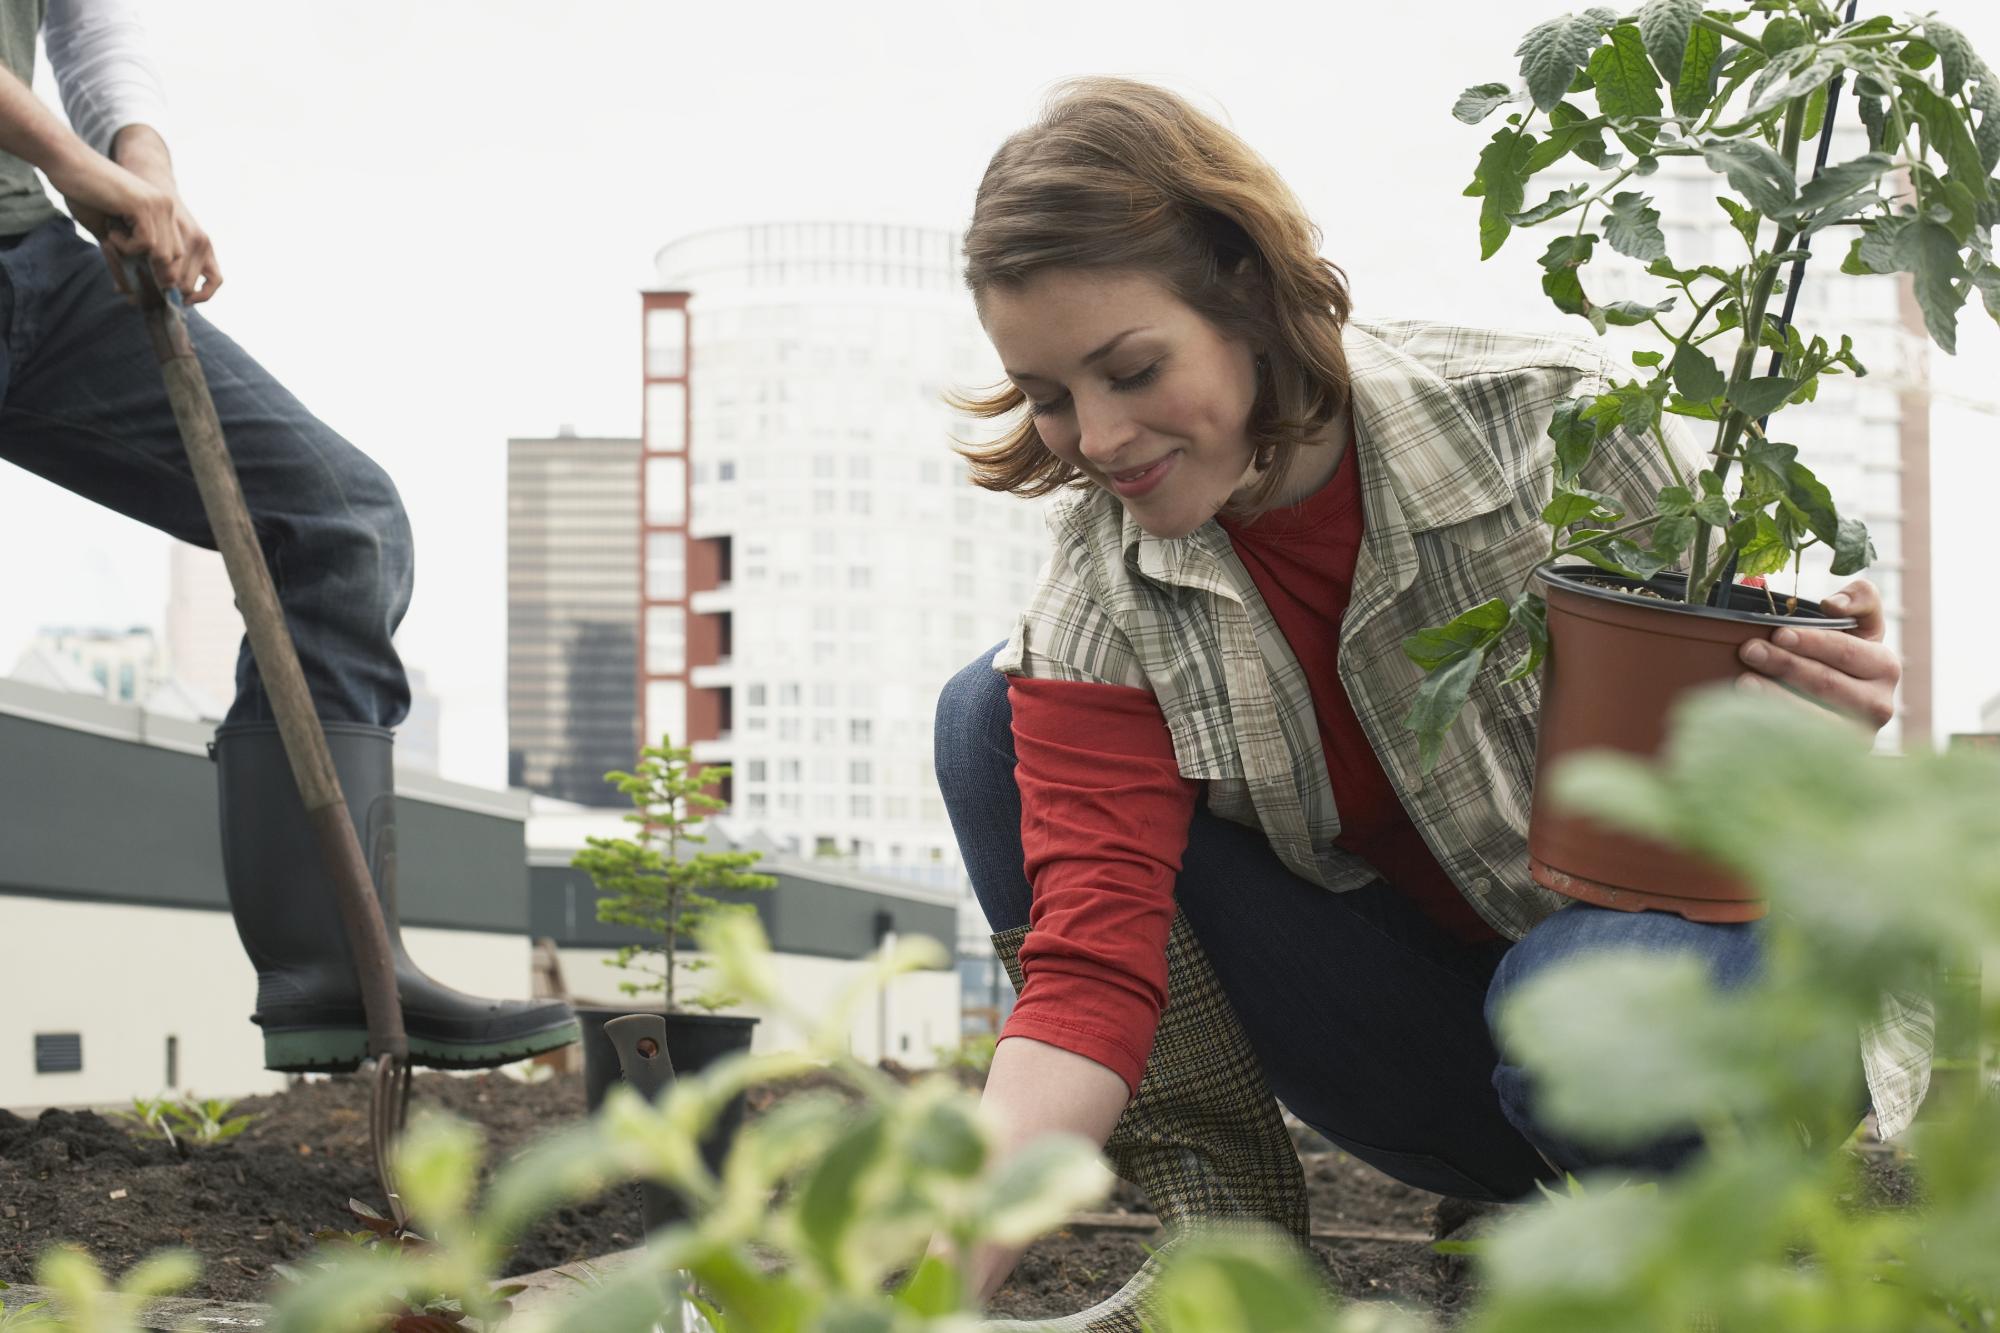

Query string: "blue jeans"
[0, 219, 412, 728]
[935, 646, 1773, 1202]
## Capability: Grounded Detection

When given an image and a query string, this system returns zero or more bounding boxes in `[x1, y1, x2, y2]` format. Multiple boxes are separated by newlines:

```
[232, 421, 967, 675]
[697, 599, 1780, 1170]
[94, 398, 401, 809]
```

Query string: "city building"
[507, 430, 643, 806]
[0, 674, 959, 1109]
[164, 541, 238, 717]
[639, 223, 1049, 898]
[1586, 125, 1932, 748]
[12, 626, 166, 709]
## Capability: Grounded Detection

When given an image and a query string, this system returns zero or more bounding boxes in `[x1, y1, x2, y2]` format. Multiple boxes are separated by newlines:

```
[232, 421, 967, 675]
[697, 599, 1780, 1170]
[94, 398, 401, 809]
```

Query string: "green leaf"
[1542, 265, 1590, 320]
[1715, 196, 1761, 250]
[1542, 486, 1626, 526]
[1604, 190, 1667, 260]
[1704, 139, 1799, 215]
[1503, 593, 1550, 684]
[1405, 652, 1486, 776]
[1570, 534, 1670, 580]
[1746, 46, 1837, 118]
[1475, 127, 1539, 259]
[1911, 218, 1971, 354]
[1589, 23, 1664, 120]
[1402, 597, 1512, 671]
[1901, 76, 1988, 195]
[1780, 457, 1840, 544]
[1694, 494, 1733, 526]
[1650, 514, 1698, 559]
[1973, 263, 2000, 326]
[1509, 183, 1591, 225]
[1924, 20, 1981, 98]
[1729, 512, 1789, 579]
[894, 1255, 962, 1317]
[1729, 375, 1800, 417]
[1517, 9, 1619, 114]
[1670, 343, 1727, 401]
[1636, 0, 1701, 84]
[1801, 81, 1828, 141]
[1547, 395, 1596, 485]
[1784, 152, 1897, 232]
[1830, 516, 1877, 575]
[1761, 16, 1808, 55]
[1545, 99, 1612, 168]
[1855, 213, 1914, 274]
[1972, 80, 2000, 175]
[1600, 297, 1675, 326]
[1632, 348, 1664, 366]
[1537, 231, 1597, 271]
[1454, 82, 1519, 124]
[974, 1134, 1112, 1246]
[1657, 485, 1693, 517]
[797, 1108, 890, 1284]
[1859, 91, 1887, 152]
[1672, 22, 1724, 119]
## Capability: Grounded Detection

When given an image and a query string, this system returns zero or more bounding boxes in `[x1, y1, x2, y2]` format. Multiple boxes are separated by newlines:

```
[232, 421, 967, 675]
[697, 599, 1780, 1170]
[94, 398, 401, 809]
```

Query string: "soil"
[0, 1072, 1915, 1325]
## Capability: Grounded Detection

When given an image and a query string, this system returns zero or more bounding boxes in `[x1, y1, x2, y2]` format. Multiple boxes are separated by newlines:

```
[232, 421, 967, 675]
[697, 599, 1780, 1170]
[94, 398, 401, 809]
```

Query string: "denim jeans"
[0, 219, 412, 728]
[935, 645, 1780, 1202]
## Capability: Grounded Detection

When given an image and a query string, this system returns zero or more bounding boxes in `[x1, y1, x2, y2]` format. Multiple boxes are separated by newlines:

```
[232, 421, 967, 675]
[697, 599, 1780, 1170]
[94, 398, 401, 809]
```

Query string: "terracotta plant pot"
[1528, 564, 1858, 921]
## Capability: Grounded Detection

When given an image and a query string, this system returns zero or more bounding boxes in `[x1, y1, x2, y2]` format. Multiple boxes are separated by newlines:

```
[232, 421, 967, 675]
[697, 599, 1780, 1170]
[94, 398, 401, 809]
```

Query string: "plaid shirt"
[995, 317, 1932, 1140]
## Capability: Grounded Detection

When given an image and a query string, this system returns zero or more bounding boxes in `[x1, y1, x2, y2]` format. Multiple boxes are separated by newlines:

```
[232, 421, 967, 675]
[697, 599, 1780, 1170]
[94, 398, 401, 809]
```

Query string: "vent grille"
[34, 1032, 82, 1074]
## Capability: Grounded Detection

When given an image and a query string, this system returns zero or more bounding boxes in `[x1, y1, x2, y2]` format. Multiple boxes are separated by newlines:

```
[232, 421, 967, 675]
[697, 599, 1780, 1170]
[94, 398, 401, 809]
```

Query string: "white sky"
[1, 0, 1996, 785]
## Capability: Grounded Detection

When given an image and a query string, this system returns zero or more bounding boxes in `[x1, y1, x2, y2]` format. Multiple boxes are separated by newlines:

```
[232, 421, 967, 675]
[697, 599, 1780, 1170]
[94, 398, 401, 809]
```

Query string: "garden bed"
[0, 1070, 1914, 1324]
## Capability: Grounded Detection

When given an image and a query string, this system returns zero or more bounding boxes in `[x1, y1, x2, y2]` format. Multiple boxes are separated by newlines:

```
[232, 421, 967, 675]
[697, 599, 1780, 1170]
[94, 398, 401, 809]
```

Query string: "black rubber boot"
[214, 721, 580, 1074]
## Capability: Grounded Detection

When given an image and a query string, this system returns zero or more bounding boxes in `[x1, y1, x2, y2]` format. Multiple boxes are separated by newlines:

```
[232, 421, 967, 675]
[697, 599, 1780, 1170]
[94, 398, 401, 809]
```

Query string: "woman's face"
[980, 268, 1262, 540]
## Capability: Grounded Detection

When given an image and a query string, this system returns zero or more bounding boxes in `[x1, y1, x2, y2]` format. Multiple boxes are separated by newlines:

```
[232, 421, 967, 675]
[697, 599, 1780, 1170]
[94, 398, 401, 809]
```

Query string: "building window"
[780, 759, 801, 783]
[815, 682, 838, 708]
[848, 491, 871, 515]
[813, 717, 836, 744]
[746, 684, 767, 707]
[850, 794, 873, 818]
[645, 457, 686, 525]
[850, 760, 872, 785]
[645, 606, 686, 674]
[850, 719, 872, 744]
[813, 454, 836, 478]
[781, 682, 801, 706]
[646, 533, 685, 600]
[813, 489, 836, 514]
[747, 760, 767, 782]
[777, 718, 800, 741]
[849, 566, 872, 589]
[746, 793, 768, 817]
[646, 307, 686, 377]
[718, 460, 736, 482]
[646, 383, 687, 453]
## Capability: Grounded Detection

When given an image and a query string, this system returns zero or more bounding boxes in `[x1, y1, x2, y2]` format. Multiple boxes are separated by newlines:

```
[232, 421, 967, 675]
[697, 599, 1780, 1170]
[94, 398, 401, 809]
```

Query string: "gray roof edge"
[0, 677, 531, 822]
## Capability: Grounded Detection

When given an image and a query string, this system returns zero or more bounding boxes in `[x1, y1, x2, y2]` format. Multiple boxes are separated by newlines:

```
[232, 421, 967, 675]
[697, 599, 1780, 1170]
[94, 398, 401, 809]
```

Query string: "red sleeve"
[1002, 675, 1197, 1097]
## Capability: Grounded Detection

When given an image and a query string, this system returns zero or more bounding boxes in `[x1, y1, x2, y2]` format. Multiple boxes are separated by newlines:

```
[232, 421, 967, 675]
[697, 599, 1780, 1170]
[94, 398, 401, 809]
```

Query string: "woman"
[931, 77, 1909, 1315]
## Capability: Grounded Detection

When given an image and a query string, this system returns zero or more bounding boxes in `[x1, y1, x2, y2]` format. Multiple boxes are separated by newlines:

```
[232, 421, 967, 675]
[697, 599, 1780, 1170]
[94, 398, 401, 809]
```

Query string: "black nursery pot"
[576, 1005, 759, 1234]
[578, 1005, 759, 1131]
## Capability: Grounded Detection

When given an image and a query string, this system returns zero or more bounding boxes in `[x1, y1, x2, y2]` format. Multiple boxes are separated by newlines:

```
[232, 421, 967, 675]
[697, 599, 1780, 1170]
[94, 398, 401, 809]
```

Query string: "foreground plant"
[1407, 0, 1999, 765]
[1459, 687, 2000, 1331]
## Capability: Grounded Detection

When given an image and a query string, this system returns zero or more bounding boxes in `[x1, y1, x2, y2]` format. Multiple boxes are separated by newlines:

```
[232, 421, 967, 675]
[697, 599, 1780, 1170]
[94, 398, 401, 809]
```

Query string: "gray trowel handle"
[604, 1014, 678, 1103]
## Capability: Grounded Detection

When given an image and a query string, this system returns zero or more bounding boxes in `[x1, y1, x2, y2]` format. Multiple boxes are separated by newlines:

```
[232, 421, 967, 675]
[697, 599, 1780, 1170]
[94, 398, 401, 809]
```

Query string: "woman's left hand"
[1736, 577, 1900, 734]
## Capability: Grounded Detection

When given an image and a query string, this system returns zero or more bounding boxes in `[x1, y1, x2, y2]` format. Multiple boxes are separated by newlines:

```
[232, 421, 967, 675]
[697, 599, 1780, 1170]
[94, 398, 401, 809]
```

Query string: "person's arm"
[953, 675, 1196, 1304]
[28, 0, 219, 301]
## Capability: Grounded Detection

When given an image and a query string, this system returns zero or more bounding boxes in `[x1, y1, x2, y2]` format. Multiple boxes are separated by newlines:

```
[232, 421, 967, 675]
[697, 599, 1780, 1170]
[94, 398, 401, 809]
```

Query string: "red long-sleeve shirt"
[1004, 441, 1498, 1095]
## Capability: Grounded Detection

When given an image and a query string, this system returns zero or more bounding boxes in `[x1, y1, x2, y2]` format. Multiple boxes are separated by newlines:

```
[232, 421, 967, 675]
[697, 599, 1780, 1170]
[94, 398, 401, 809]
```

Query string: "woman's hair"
[951, 77, 1353, 516]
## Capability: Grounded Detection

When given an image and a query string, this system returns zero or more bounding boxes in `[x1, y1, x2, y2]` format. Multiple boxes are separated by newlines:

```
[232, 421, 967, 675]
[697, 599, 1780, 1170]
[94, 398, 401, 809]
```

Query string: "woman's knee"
[933, 645, 1014, 800]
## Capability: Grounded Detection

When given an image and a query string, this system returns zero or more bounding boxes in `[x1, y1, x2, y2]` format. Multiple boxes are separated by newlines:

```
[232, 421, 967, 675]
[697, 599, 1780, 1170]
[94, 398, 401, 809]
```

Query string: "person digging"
[0, 0, 577, 1074]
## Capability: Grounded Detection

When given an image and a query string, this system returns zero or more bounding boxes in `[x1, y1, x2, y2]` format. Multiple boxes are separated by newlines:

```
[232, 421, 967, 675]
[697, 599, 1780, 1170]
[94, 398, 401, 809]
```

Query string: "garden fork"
[128, 264, 413, 1224]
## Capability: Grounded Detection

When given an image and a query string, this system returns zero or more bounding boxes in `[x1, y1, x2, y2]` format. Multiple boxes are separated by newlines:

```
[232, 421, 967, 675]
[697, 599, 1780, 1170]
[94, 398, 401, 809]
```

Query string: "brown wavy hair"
[951, 77, 1354, 516]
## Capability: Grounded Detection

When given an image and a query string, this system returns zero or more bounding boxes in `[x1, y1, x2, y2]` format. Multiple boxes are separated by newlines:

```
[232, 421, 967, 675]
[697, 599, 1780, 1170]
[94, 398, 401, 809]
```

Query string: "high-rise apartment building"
[641, 223, 1048, 888]
[507, 431, 643, 806]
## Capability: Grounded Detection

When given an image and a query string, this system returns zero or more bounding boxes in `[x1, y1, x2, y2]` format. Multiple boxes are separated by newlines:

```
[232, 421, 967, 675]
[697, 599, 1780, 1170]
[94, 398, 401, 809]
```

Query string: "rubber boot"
[981, 915, 1310, 1332]
[214, 721, 580, 1074]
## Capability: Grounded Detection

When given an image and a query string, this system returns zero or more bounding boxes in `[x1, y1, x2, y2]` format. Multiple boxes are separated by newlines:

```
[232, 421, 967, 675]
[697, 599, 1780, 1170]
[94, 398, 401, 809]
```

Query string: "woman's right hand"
[944, 1035, 1132, 1305]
